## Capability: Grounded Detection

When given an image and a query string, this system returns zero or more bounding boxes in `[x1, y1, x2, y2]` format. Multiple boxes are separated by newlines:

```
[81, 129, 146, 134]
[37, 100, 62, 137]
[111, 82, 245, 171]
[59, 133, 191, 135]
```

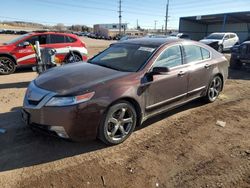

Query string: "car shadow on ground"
[0, 81, 30, 89]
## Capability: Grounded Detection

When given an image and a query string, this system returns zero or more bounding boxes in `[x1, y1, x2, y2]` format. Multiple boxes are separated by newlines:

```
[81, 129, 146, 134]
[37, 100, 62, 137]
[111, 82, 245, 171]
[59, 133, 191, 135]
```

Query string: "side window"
[183, 45, 203, 63]
[65, 36, 77, 43]
[154, 45, 182, 68]
[38, 35, 48, 45]
[26, 36, 39, 45]
[201, 48, 210, 60]
[224, 35, 229, 40]
[230, 34, 236, 39]
[50, 34, 65, 44]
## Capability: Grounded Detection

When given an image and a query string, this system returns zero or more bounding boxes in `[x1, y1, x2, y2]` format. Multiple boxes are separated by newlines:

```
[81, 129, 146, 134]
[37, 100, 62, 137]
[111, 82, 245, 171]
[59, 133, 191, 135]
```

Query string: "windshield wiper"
[96, 63, 121, 71]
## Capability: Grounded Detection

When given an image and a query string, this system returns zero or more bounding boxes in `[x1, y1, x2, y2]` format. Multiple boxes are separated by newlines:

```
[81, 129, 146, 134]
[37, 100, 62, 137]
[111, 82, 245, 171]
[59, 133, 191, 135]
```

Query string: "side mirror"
[19, 41, 30, 47]
[152, 67, 170, 74]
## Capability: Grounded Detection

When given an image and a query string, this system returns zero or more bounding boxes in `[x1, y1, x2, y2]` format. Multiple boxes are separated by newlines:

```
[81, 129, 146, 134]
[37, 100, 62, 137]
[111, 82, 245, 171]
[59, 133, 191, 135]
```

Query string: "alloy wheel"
[208, 76, 222, 102]
[0, 57, 15, 75]
[106, 107, 134, 142]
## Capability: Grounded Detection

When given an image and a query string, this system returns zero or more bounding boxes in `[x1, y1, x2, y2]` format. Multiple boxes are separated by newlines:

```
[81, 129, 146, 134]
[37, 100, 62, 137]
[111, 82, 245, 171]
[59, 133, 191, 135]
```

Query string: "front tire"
[98, 101, 137, 145]
[0, 56, 16, 75]
[218, 45, 223, 53]
[204, 76, 223, 103]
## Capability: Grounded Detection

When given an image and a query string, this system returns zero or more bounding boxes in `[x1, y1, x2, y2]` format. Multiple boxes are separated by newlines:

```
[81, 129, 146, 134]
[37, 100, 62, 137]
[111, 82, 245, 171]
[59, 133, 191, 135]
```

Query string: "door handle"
[205, 64, 211, 69]
[178, 71, 186, 77]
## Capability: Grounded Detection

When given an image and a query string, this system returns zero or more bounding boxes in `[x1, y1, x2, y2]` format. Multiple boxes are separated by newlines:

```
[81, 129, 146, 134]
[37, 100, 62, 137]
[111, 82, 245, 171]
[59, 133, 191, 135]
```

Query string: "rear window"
[50, 34, 65, 43]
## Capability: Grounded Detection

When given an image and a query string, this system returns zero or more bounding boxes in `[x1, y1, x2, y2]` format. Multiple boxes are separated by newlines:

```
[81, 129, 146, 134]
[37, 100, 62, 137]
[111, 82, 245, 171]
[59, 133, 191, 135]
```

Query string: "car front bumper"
[22, 81, 105, 141]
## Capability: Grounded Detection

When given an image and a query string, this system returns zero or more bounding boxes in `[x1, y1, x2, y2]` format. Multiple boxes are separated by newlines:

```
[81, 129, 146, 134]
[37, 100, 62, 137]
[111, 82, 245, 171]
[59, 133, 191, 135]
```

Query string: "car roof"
[211, 32, 236, 35]
[116, 38, 182, 48]
[28, 32, 77, 38]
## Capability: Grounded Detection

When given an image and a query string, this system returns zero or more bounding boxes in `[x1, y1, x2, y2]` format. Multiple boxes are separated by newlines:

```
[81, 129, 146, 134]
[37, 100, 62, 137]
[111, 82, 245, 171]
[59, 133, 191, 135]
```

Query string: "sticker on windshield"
[138, 47, 155, 53]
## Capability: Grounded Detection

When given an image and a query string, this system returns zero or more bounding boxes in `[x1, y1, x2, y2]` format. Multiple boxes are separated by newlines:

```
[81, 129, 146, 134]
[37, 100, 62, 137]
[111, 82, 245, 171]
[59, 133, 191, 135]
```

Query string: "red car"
[0, 32, 88, 75]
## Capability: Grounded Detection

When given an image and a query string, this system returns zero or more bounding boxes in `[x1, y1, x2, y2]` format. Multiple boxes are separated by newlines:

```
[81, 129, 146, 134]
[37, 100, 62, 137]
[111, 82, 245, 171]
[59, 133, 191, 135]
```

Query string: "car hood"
[200, 39, 221, 44]
[35, 62, 130, 95]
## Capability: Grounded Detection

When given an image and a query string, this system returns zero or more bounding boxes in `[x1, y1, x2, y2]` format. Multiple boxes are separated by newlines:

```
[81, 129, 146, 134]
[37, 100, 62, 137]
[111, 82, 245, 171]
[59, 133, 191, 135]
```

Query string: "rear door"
[46, 34, 70, 63]
[183, 45, 213, 99]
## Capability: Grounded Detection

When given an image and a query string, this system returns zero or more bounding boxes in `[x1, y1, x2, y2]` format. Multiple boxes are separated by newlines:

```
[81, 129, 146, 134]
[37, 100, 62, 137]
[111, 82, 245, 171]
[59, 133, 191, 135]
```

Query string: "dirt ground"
[0, 34, 249, 188]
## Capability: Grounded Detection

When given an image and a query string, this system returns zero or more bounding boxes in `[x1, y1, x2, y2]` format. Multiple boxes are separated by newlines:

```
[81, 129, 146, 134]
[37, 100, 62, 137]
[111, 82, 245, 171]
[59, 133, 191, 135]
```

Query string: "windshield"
[4, 34, 30, 45]
[89, 44, 156, 72]
[206, 33, 225, 40]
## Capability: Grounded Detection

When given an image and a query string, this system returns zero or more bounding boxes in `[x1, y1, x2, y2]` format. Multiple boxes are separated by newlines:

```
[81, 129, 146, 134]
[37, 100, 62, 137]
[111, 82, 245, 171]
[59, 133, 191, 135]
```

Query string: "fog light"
[49, 126, 69, 139]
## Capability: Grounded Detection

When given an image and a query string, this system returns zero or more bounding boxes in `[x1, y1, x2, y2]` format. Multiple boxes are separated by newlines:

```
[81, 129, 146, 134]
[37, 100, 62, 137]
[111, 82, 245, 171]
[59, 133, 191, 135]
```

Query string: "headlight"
[45, 91, 95, 107]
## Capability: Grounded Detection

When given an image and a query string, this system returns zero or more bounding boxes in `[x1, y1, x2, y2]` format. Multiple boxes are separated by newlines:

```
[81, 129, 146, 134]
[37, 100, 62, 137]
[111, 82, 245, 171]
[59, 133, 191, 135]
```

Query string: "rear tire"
[98, 101, 137, 145]
[65, 53, 82, 64]
[0, 56, 16, 75]
[204, 76, 223, 103]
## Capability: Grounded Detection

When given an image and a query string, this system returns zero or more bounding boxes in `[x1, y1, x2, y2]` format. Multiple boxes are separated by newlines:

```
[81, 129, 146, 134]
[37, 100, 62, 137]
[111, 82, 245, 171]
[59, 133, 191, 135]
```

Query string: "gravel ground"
[0, 34, 249, 188]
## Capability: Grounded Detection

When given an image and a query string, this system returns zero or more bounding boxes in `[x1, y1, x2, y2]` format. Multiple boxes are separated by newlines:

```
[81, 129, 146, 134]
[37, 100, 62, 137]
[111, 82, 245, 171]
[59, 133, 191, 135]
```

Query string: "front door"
[14, 34, 49, 65]
[144, 45, 188, 111]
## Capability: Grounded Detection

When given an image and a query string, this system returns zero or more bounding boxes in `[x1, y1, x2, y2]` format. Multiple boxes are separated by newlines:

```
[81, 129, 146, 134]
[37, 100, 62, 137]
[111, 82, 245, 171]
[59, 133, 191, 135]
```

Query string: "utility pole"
[154, 20, 158, 31]
[165, 0, 169, 35]
[118, 0, 122, 35]
[137, 19, 139, 29]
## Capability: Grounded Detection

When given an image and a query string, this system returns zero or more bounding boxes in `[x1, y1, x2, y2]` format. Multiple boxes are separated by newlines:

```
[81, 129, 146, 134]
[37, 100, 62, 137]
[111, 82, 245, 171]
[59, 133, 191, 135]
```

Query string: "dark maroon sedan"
[22, 38, 229, 145]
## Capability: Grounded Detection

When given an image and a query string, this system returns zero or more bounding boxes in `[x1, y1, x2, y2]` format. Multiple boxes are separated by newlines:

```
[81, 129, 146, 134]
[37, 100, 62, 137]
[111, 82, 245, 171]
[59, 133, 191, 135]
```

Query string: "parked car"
[119, 35, 141, 41]
[22, 38, 229, 145]
[0, 32, 87, 75]
[230, 41, 250, 69]
[170, 33, 190, 39]
[200, 32, 239, 53]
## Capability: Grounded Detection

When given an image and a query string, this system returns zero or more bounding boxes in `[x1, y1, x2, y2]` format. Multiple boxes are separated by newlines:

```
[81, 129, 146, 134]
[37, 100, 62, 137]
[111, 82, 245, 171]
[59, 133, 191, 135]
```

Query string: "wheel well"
[72, 51, 82, 59]
[0, 54, 17, 65]
[64, 51, 82, 61]
[109, 97, 142, 127]
[215, 73, 224, 90]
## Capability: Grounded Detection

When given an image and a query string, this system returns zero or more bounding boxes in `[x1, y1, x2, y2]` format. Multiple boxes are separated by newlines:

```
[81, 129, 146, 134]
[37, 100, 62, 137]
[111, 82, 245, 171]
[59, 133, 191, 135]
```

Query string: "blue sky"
[0, 0, 250, 29]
